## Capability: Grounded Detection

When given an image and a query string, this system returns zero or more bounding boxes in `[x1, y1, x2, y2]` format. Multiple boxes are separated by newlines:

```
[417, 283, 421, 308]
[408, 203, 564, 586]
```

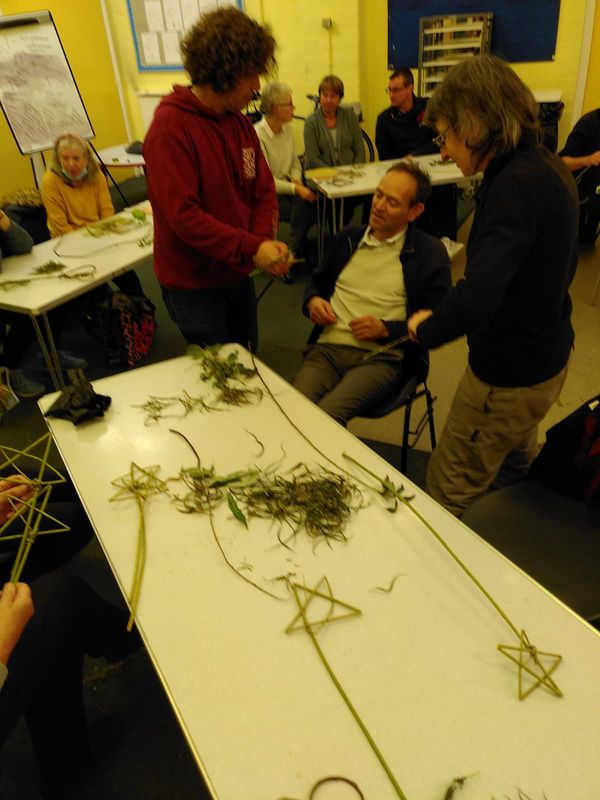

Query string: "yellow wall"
[0, 1, 129, 196]
[583, 0, 600, 110]
[247, 0, 590, 151]
[1, 0, 597, 199]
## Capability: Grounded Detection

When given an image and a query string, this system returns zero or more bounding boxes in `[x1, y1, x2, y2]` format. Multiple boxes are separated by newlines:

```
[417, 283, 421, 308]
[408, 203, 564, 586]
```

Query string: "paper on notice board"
[141, 31, 161, 65]
[180, 0, 200, 31]
[144, 0, 165, 32]
[161, 31, 180, 64]
[163, 0, 183, 31]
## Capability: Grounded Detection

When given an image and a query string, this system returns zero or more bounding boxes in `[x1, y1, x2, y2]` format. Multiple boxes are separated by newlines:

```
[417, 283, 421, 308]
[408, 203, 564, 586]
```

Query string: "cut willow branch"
[134, 392, 218, 425]
[343, 452, 563, 701]
[232, 465, 363, 544]
[189, 345, 262, 406]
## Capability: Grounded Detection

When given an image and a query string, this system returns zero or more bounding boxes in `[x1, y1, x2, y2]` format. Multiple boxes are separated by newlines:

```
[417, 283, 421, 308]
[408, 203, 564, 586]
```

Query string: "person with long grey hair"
[407, 55, 579, 517]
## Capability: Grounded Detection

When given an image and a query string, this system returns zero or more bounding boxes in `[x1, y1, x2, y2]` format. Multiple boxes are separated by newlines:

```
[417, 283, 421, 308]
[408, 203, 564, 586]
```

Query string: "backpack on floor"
[528, 394, 600, 509]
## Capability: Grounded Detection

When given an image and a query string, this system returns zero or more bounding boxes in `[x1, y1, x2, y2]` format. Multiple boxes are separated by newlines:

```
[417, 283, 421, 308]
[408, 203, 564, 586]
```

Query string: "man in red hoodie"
[144, 7, 290, 351]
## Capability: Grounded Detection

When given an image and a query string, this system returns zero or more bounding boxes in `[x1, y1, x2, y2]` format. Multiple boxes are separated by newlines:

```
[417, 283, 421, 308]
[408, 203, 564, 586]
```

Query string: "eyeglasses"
[433, 125, 451, 148]
[386, 86, 407, 95]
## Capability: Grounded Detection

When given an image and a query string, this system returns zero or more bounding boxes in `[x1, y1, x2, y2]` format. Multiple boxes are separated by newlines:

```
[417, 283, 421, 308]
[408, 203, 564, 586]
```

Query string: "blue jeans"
[160, 279, 258, 351]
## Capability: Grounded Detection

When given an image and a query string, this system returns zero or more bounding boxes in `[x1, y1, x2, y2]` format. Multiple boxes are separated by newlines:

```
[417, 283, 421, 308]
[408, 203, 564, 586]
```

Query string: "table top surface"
[309, 155, 472, 199]
[40, 349, 600, 800]
[0, 206, 153, 315]
[97, 144, 145, 168]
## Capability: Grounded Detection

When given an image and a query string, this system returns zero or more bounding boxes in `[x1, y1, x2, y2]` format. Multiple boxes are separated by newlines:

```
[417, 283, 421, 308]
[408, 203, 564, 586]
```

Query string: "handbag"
[81, 290, 156, 368]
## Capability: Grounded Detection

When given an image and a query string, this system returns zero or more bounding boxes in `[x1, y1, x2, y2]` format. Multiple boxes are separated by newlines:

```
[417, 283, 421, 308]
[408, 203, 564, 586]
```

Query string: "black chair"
[357, 373, 436, 475]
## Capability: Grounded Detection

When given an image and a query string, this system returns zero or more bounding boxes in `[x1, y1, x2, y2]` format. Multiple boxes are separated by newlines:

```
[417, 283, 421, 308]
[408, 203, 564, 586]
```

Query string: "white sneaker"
[440, 237, 465, 261]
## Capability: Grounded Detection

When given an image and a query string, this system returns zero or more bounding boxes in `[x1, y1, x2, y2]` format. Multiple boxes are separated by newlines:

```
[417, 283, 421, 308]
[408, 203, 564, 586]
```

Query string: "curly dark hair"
[181, 7, 277, 93]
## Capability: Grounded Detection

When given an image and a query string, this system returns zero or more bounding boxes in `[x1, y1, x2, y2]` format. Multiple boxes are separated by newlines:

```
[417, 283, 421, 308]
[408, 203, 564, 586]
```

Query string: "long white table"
[0, 210, 153, 388]
[97, 143, 145, 169]
[40, 348, 600, 800]
[308, 156, 474, 259]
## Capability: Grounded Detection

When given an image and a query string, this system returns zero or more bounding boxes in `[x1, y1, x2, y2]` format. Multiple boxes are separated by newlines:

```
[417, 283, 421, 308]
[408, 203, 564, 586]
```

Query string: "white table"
[40, 348, 600, 800]
[308, 156, 474, 260]
[0, 211, 153, 388]
[97, 144, 145, 169]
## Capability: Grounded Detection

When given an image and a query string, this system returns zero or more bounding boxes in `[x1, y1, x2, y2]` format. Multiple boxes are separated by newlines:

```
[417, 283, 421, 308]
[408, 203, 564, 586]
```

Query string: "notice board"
[127, 0, 243, 72]
[0, 10, 94, 155]
[388, 0, 561, 68]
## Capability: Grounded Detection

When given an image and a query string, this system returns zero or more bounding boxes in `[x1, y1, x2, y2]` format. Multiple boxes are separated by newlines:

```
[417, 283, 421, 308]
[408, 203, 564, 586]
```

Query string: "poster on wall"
[127, 0, 243, 72]
[388, 0, 561, 68]
[0, 11, 94, 154]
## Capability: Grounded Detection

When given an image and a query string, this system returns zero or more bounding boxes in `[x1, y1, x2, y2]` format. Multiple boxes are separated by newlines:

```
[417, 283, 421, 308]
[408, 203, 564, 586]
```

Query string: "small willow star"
[498, 629, 562, 700]
[110, 462, 168, 503]
[285, 576, 361, 636]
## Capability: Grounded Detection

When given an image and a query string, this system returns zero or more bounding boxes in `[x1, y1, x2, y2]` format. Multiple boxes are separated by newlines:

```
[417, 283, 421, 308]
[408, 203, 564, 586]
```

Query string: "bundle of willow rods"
[231, 464, 363, 542]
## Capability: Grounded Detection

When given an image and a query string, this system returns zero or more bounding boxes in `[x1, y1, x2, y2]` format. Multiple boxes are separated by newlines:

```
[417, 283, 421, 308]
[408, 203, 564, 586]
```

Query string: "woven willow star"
[286, 576, 361, 636]
[498, 629, 562, 700]
[0, 434, 70, 581]
[110, 462, 168, 503]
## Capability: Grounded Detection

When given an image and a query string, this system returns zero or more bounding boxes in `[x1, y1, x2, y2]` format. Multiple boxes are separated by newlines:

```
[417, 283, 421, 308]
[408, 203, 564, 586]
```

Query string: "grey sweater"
[303, 106, 365, 169]
[0, 217, 33, 272]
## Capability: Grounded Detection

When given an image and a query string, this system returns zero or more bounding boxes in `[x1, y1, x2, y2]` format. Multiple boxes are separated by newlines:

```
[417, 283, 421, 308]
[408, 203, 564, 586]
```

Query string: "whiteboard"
[0, 11, 94, 155]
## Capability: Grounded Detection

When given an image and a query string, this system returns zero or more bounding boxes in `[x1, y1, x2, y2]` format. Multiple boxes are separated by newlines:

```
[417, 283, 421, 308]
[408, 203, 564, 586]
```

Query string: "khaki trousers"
[426, 363, 569, 517]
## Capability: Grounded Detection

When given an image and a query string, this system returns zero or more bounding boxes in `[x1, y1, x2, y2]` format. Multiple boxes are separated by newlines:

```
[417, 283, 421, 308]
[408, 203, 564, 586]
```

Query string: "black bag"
[528, 394, 600, 509]
[82, 290, 156, 368]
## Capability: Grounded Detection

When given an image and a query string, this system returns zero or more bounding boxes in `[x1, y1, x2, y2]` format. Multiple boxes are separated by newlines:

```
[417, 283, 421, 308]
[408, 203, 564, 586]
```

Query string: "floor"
[1, 220, 599, 798]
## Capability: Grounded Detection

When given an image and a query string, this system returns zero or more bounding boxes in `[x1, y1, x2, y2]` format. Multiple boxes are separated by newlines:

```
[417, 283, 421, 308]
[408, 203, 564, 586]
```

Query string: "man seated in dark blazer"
[293, 161, 451, 424]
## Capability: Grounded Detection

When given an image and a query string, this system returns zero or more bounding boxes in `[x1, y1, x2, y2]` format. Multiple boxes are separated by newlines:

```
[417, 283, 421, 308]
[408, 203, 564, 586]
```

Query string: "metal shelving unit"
[418, 12, 493, 98]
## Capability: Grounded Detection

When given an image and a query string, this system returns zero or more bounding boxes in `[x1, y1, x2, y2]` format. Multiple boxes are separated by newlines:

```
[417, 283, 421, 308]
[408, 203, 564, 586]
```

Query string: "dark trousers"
[161, 278, 258, 351]
[0, 570, 131, 795]
[277, 195, 317, 260]
[1, 309, 65, 369]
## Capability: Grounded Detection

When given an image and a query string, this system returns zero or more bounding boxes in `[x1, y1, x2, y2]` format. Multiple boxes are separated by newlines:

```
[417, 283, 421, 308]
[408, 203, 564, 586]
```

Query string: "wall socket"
[322, 18, 333, 30]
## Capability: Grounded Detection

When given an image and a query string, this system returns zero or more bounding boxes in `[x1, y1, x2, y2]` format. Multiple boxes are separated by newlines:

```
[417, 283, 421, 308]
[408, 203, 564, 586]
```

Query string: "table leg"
[30, 313, 65, 390]
[317, 190, 327, 264]
[591, 268, 600, 307]
[338, 198, 344, 232]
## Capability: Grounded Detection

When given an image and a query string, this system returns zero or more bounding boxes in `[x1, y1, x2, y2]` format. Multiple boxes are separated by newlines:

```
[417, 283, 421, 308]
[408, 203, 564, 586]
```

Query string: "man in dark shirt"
[559, 108, 600, 243]
[375, 68, 437, 160]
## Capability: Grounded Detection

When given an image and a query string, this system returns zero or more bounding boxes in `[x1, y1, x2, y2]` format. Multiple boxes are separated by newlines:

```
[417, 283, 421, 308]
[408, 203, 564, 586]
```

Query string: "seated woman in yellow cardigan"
[41, 133, 142, 295]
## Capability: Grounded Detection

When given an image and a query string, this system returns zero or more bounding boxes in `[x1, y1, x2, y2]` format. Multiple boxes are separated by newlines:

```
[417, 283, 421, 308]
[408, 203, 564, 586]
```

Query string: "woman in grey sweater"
[303, 74, 364, 169]
[0, 211, 45, 399]
[303, 75, 367, 227]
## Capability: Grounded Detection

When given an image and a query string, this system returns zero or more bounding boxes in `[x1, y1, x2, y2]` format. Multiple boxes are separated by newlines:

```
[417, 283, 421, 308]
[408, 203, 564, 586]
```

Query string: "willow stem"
[287, 579, 408, 800]
[127, 495, 146, 631]
[343, 453, 521, 640]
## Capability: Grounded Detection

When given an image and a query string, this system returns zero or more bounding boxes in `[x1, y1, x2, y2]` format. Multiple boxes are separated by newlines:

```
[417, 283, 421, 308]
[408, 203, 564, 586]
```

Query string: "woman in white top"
[255, 82, 316, 266]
